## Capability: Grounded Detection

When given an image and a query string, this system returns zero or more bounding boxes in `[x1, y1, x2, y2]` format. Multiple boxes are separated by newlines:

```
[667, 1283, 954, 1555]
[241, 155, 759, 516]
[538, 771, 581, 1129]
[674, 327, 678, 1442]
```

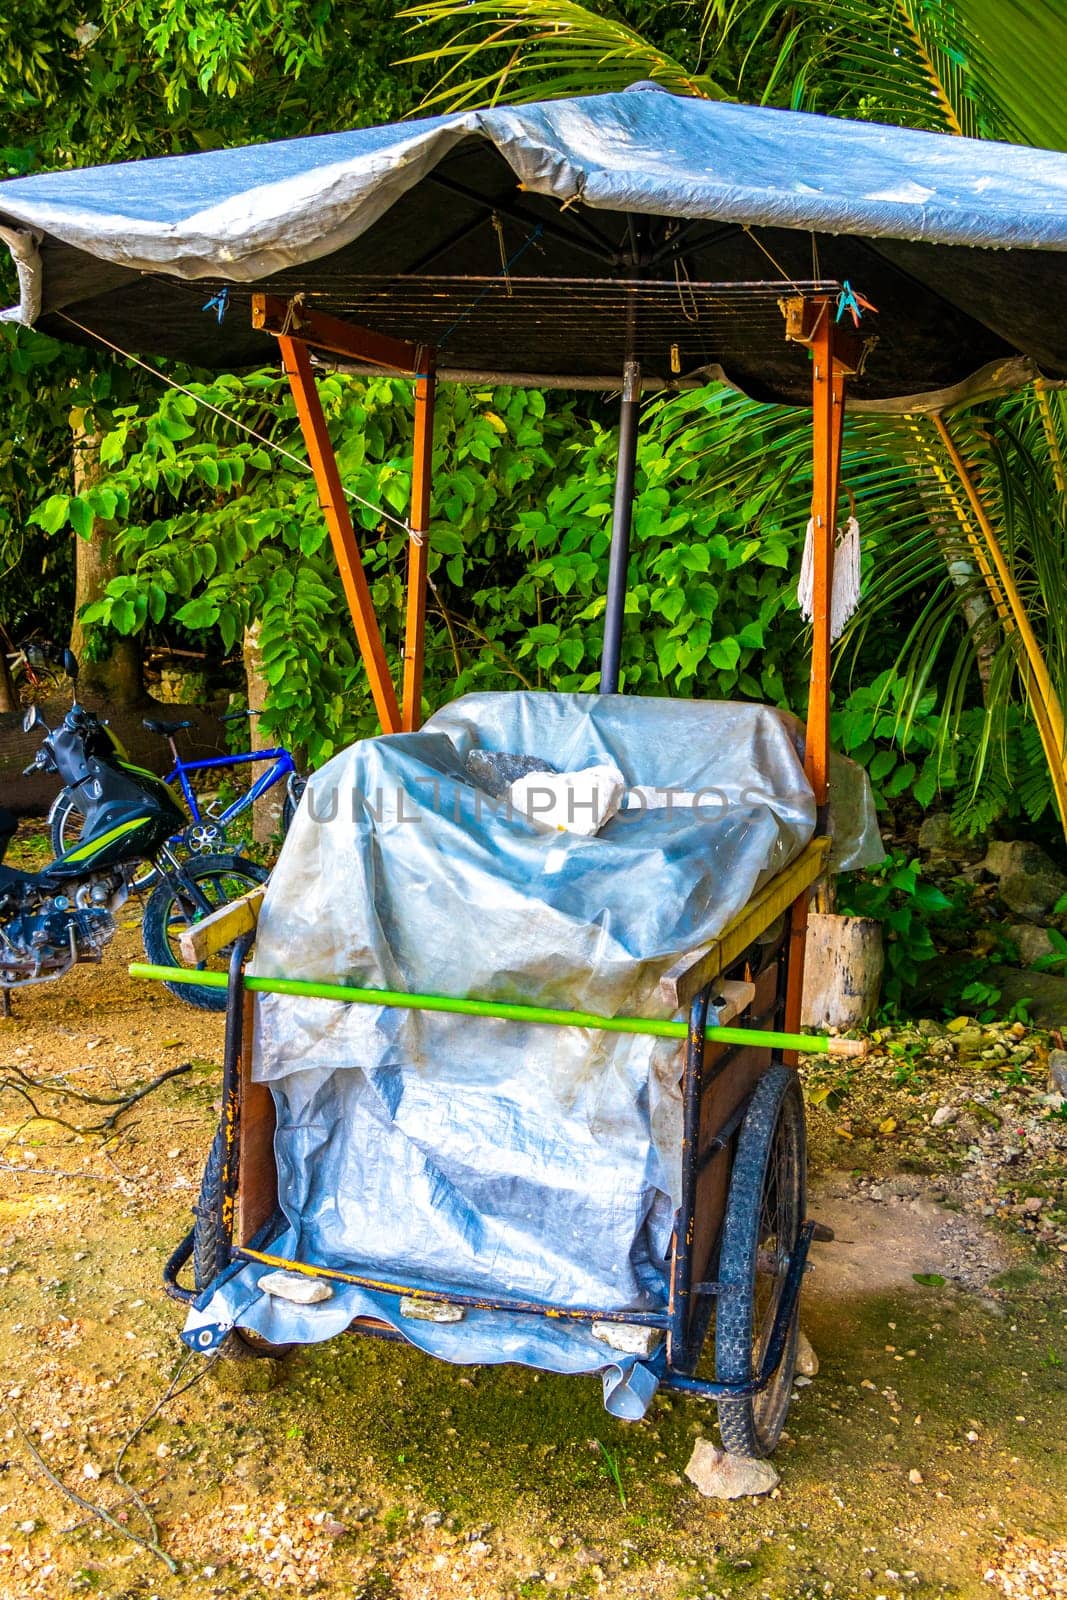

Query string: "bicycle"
[48, 710, 306, 888]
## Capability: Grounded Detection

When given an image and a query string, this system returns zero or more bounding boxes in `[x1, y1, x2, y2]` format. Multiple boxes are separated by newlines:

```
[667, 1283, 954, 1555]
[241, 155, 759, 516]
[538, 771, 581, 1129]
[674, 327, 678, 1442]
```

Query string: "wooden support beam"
[177, 885, 266, 966]
[804, 302, 847, 809]
[402, 359, 437, 731]
[279, 334, 402, 734]
[253, 293, 420, 374]
[780, 295, 869, 376]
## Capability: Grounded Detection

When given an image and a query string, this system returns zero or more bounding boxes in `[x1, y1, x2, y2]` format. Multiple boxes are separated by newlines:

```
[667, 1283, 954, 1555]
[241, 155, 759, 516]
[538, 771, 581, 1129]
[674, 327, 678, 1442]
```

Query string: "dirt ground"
[0, 884, 1064, 1597]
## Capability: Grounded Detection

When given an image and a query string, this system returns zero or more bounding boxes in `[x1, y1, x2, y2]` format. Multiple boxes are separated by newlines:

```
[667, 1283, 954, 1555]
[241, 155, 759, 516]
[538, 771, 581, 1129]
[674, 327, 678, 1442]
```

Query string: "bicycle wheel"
[142, 853, 268, 1011]
[281, 774, 307, 834]
[714, 1065, 806, 1459]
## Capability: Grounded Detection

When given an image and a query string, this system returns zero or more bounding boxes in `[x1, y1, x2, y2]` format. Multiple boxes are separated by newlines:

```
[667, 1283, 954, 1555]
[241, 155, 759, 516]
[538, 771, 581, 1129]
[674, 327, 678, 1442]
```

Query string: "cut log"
[800, 912, 883, 1030]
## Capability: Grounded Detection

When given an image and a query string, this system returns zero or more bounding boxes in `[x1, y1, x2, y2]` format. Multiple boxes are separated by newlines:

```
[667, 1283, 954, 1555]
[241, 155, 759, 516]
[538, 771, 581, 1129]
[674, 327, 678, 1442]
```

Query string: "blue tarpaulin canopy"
[2, 85, 1066, 407]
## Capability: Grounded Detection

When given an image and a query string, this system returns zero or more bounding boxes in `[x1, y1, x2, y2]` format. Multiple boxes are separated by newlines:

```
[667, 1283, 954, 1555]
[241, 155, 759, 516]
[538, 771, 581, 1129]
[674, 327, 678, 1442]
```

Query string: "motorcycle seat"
[143, 717, 193, 737]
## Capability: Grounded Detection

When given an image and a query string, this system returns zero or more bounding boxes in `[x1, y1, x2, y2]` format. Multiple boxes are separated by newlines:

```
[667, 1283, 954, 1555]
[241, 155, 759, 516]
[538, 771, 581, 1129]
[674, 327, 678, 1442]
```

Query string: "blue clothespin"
[202, 287, 229, 325]
[835, 280, 878, 327]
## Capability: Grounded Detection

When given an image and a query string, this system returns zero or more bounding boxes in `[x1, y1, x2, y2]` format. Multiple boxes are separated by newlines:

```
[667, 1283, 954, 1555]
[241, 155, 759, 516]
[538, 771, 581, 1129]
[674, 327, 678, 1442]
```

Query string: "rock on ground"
[1007, 923, 1056, 969]
[918, 813, 985, 867]
[684, 1440, 779, 1499]
[987, 965, 1067, 1028]
[795, 1328, 819, 1377]
[1049, 1049, 1067, 1096]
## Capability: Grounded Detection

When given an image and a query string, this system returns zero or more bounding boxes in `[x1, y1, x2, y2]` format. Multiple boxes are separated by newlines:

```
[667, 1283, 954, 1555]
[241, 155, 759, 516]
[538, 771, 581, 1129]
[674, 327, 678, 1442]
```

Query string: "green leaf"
[29, 494, 70, 535]
[68, 497, 95, 539]
[174, 597, 220, 631]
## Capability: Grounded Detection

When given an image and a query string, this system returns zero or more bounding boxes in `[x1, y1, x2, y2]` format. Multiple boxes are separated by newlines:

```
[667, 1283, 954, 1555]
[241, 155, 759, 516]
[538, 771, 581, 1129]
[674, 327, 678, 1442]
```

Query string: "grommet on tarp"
[202, 286, 229, 325]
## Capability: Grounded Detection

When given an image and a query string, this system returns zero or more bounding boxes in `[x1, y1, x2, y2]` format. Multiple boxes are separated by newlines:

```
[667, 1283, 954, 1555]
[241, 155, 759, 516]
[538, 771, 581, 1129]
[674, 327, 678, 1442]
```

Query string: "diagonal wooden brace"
[279, 334, 401, 734]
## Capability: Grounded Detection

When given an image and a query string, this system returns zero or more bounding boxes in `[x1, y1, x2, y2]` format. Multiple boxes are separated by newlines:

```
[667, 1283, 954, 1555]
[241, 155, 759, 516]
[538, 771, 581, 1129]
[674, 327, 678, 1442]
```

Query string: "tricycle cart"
[3, 85, 1065, 1454]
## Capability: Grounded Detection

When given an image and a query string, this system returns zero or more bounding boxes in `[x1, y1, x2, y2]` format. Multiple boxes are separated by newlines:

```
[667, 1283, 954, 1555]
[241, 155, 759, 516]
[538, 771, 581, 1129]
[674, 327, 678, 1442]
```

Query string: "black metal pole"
[599, 357, 641, 693]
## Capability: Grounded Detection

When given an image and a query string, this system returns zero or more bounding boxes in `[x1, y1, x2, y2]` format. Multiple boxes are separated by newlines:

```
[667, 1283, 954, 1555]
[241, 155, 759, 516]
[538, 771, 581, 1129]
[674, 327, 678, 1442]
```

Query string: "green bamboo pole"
[128, 963, 864, 1057]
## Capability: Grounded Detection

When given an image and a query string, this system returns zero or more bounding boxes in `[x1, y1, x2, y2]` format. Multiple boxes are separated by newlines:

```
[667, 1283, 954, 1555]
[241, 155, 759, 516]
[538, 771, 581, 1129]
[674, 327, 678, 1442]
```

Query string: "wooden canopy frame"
[252, 284, 865, 1035]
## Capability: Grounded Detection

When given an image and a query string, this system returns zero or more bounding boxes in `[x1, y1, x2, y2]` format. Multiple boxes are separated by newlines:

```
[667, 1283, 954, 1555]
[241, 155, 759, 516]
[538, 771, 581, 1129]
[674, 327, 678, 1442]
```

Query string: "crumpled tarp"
[2, 87, 1067, 405]
[185, 694, 881, 1414]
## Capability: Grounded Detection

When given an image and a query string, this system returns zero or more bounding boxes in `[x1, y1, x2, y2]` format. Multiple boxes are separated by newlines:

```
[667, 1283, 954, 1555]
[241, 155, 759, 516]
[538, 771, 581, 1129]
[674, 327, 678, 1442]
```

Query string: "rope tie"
[55, 310, 413, 538]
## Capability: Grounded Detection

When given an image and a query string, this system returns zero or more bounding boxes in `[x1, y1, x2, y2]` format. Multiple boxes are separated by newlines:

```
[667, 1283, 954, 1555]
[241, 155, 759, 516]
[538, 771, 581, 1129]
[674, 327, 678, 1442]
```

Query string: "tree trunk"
[243, 620, 283, 844]
[70, 425, 143, 706]
[0, 647, 15, 715]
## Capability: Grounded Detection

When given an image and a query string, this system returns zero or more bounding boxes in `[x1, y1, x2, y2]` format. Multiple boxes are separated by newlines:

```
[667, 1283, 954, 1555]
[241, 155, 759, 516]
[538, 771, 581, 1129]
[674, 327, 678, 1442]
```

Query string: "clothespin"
[835, 280, 878, 327]
[202, 287, 230, 325]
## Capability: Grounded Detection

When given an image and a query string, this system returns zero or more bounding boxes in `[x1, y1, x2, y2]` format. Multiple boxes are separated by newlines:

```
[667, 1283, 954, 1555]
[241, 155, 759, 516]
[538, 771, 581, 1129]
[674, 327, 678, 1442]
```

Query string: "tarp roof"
[2, 86, 1067, 409]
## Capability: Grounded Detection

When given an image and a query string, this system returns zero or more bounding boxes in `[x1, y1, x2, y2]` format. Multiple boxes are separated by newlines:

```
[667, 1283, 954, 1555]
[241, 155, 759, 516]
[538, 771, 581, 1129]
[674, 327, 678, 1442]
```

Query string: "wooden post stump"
[800, 913, 883, 1030]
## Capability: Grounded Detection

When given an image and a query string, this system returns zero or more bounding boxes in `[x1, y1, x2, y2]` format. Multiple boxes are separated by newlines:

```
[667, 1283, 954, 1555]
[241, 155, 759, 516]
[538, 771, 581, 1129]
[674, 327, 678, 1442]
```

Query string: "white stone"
[796, 1328, 819, 1377]
[931, 1106, 958, 1128]
[258, 1269, 333, 1305]
[507, 763, 625, 836]
[684, 1439, 779, 1499]
[399, 1295, 465, 1323]
[590, 1321, 664, 1358]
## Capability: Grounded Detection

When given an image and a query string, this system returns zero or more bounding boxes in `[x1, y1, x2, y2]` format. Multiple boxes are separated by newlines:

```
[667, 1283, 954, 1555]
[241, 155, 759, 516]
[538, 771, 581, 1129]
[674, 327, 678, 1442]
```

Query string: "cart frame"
[151, 252, 864, 1450]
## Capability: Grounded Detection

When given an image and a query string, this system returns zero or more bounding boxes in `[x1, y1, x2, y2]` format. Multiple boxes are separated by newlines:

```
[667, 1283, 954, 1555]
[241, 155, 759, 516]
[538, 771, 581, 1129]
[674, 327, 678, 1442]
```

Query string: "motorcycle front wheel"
[142, 853, 268, 1011]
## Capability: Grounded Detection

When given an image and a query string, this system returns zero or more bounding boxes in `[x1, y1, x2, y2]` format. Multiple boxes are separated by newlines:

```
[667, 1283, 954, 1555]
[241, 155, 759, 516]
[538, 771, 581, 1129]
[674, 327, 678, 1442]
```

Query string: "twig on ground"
[0, 1061, 192, 1139]
[0, 1161, 116, 1182]
[113, 1350, 221, 1554]
[4, 1401, 179, 1574]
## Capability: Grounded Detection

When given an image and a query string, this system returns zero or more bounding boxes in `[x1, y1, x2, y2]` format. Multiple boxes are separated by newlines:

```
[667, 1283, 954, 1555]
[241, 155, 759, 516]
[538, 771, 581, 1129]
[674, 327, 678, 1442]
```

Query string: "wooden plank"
[253, 293, 420, 374]
[657, 837, 831, 1011]
[280, 334, 402, 734]
[177, 885, 266, 966]
[402, 360, 437, 731]
[237, 991, 278, 1246]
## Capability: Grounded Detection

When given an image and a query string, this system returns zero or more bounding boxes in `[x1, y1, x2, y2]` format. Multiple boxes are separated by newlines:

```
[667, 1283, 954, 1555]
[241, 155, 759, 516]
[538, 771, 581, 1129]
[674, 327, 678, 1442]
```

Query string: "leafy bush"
[836, 851, 953, 1010]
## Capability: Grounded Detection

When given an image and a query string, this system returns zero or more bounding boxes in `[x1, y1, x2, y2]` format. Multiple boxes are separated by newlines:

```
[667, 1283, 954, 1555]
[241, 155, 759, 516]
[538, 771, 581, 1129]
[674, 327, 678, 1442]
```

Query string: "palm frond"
[399, 0, 731, 111]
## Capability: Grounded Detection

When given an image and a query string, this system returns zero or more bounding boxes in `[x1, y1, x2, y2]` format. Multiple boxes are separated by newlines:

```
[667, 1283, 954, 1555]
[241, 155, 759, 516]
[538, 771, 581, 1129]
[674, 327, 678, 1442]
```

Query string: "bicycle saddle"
[143, 717, 193, 737]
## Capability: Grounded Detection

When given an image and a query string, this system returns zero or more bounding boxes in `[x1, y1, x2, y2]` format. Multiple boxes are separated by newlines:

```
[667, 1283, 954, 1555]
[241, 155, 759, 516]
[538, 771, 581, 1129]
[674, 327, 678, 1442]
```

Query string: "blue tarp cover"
[2, 87, 1066, 405]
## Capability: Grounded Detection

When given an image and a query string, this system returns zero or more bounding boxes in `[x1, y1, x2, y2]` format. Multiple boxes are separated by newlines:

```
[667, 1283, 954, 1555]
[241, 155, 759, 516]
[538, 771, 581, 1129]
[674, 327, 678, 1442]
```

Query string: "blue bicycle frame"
[167, 746, 296, 829]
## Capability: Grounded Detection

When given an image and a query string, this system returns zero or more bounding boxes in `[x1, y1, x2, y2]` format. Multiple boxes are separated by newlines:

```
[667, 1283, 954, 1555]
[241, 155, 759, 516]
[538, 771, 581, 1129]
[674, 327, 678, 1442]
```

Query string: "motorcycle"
[0, 653, 267, 1015]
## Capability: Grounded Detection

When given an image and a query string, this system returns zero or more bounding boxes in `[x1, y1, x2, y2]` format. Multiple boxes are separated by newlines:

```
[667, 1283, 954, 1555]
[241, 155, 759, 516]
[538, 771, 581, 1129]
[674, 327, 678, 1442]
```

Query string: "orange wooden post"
[279, 334, 402, 735]
[784, 301, 847, 1041]
[402, 356, 437, 732]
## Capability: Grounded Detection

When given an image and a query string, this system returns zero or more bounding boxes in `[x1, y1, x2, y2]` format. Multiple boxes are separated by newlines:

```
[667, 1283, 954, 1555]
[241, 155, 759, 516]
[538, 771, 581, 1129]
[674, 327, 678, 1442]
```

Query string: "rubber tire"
[192, 1127, 290, 1360]
[193, 1126, 227, 1292]
[281, 775, 306, 835]
[714, 1065, 806, 1459]
[141, 852, 268, 1011]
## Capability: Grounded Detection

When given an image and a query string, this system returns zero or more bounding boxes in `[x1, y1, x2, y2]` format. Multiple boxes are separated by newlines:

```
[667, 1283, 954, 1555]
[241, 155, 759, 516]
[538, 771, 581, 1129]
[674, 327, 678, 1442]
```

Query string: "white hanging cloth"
[797, 510, 861, 642]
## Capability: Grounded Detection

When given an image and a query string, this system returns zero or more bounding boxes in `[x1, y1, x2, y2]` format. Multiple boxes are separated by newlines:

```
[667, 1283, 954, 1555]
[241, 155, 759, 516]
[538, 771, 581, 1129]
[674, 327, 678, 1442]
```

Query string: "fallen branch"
[4, 1401, 179, 1575]
[113, 1350, 220, 1554]
[0, 1061, 193, 1139]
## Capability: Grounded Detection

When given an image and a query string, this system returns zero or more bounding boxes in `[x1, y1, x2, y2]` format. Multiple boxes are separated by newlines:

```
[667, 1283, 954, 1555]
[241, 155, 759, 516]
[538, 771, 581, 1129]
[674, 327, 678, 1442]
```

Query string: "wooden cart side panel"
[688, 962, 781, 1304]
[236, 992, 278, 1247]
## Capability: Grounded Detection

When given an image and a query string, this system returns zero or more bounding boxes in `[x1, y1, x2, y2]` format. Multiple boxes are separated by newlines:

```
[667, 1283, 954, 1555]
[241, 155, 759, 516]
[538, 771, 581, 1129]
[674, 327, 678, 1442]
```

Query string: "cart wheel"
[193, 1128, 291, 1360]
[714, 1064, 806, 1459]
